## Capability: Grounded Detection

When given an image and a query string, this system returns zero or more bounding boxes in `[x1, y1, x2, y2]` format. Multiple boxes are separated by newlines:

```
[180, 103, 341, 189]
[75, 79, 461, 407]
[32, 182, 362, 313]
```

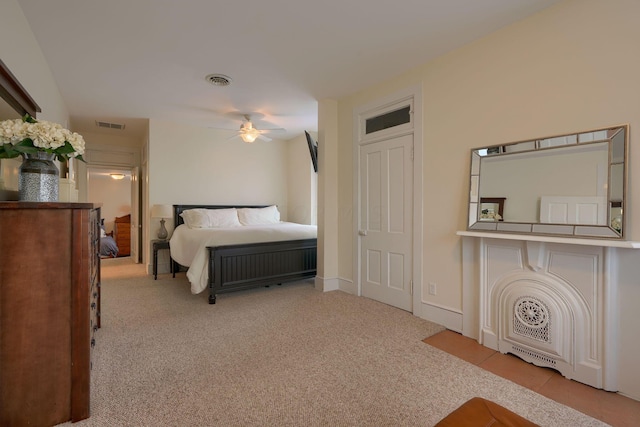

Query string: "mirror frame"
[467, 124, 629, 239]
[0, 58, 41, 118]
[0, 59, 41, 200]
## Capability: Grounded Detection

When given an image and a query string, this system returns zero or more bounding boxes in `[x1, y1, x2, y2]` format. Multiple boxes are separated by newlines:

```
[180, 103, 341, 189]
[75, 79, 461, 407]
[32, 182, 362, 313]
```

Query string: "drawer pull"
[91, 338, 96, 348]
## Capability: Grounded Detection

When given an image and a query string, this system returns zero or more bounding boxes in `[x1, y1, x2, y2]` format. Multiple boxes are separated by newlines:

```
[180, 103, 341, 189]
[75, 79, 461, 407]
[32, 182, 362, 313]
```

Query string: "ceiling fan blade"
[258, 128, 286, 133]
[257, 134, 272, 142]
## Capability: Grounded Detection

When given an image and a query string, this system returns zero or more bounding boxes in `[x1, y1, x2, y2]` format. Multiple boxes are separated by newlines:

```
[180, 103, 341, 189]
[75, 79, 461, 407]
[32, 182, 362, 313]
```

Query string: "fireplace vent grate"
[513, 296, 550, 343]
[512, 345, 556, 366]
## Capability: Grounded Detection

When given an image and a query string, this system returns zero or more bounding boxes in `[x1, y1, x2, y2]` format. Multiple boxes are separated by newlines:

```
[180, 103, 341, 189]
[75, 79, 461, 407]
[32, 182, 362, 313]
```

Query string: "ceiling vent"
[95, 120, 125, 130]
[205, 73, 232, 87]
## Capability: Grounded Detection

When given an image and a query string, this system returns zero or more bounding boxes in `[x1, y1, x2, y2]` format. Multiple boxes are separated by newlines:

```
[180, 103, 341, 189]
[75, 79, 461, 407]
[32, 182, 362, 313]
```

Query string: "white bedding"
[169, 222, 318, 294]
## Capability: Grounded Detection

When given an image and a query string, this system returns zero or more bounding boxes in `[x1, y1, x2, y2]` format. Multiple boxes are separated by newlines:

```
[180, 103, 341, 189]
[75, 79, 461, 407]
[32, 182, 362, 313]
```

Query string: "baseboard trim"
[315, 276, 340, 292]
[326, 277, 463, 332]
[338, 278, 356, 294]
[420, 301, 463, 332]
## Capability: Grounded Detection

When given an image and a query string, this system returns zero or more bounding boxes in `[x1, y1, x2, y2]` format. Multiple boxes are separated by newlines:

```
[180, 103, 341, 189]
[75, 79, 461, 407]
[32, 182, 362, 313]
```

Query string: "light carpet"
[60, 260, 608, 426]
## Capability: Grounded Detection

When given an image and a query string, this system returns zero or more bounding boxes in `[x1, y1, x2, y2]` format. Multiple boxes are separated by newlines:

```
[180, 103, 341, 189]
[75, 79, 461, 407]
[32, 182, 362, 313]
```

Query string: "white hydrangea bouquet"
[0, 114, 85, 162]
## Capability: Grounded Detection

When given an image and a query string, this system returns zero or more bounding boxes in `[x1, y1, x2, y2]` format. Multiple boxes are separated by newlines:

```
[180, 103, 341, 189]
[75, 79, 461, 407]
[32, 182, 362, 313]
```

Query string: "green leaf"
[56, 141, 75, 154]
[22, 114, 37, 124]
[13, 145, 38, 154]
[15, 138, 35, 148]
[0, 144, 20, 158]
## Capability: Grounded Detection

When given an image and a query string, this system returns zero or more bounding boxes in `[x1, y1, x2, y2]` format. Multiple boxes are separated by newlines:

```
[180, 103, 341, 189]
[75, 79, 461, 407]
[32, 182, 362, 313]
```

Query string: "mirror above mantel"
[467, 124, 628, 239]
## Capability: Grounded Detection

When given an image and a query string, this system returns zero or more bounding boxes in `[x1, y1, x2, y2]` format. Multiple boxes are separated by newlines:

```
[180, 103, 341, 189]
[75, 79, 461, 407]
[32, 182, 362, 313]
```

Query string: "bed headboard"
[173, 204, 270, 228]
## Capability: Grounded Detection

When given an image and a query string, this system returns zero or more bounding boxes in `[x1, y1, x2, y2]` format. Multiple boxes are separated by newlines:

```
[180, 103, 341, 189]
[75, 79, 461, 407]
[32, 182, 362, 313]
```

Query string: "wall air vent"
[95, 120, 125, 130]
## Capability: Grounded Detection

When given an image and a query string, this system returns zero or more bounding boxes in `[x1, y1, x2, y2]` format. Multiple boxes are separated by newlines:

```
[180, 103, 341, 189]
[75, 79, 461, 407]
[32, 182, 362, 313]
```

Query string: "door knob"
[358, 230, 368, 236]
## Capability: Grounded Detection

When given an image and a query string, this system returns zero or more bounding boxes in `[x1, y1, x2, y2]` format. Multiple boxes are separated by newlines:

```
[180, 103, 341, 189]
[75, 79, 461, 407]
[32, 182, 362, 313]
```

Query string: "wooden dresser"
[114, 213, 131, 256]
[0, 202, 101, 426]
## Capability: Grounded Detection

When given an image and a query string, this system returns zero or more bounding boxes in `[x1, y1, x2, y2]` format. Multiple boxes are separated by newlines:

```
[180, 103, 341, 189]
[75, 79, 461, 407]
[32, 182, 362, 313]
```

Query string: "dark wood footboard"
[207, 238, 317, 304]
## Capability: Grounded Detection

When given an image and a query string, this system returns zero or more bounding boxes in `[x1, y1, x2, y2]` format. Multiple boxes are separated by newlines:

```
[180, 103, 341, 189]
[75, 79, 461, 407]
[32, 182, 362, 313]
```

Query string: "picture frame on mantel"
[479, 197, 505, 221]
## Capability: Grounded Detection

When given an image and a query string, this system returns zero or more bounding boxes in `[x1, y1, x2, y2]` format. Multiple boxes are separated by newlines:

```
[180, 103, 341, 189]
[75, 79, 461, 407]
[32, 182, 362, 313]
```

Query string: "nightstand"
[152, 239, 173, 280]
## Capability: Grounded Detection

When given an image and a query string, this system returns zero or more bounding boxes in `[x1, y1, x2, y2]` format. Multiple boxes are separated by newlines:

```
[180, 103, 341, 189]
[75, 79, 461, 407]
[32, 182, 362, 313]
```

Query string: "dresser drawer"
[114, 214, 131, 256]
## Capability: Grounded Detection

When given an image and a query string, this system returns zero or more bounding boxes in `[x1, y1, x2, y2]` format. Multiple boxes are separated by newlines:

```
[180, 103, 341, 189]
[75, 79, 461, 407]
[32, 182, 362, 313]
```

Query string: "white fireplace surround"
[459, 231, 640, 391]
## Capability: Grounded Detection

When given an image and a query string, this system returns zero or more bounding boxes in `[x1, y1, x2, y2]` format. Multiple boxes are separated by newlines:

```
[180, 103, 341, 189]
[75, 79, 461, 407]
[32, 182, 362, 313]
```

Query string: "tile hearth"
[424, 330, 640, 427]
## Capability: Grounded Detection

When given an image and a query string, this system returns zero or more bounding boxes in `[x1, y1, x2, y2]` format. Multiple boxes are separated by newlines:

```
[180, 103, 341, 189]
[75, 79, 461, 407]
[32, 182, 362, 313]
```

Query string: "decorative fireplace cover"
[478, 239, 617, 391]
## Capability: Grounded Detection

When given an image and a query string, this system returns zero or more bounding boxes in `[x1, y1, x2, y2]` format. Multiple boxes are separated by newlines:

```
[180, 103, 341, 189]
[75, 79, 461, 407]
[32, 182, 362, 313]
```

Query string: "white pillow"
[180, 209, 210, 228]
[237, 205, 281, 225]
[206, 208, 241, 228]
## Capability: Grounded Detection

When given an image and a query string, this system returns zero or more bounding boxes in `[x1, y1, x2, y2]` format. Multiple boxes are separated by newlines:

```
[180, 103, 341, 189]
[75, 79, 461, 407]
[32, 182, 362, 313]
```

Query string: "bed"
[99, 220, 119, 258]
[170, 204, 318, 304]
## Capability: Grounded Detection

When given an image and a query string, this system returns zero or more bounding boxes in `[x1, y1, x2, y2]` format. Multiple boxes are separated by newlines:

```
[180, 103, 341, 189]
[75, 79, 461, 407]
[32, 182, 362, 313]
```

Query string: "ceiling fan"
[229, 114, 285, 143]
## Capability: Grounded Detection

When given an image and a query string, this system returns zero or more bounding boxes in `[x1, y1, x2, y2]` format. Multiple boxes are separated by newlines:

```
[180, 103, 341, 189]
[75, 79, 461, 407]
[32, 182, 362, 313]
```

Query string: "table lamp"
[151, 204, 172, 240]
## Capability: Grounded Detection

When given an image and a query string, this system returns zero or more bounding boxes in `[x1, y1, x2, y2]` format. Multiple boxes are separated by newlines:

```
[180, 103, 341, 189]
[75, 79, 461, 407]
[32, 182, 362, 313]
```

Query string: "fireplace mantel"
[458, 231, 640, 392]
[457, 230, 640, 248]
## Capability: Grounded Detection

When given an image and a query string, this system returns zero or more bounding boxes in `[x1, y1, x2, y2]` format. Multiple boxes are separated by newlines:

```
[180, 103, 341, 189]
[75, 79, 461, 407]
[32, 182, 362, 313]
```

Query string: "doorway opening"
[87, 166, 136, 260]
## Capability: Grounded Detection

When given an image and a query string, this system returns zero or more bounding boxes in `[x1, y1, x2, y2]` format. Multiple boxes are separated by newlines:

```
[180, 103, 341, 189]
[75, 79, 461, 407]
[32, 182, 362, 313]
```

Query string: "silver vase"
[19, 152, 59, 202]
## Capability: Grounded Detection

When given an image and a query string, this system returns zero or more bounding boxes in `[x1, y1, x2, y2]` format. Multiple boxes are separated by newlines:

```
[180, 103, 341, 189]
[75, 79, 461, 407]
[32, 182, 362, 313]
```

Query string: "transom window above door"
[358, 98, 414, 143]
[365, 105, 411, 134]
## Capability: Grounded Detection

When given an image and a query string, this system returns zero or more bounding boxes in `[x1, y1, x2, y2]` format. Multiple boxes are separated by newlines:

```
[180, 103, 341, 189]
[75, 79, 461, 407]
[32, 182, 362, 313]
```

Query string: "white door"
[130, 167, 140, 263]
[359, 134, 413, 311]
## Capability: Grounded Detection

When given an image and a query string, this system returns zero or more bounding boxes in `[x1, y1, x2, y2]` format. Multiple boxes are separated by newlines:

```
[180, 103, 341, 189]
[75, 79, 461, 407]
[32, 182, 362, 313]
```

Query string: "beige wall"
[317, 99, 340, 289]
[0, 0, 70, 190]
[0, 0, 68, 124]
[148, 119, 291, 234]
[335, 0, 640, 399]
[338, 0, 640, 307]
[149, 120, 287, 219]
[287, 132, 317, 225]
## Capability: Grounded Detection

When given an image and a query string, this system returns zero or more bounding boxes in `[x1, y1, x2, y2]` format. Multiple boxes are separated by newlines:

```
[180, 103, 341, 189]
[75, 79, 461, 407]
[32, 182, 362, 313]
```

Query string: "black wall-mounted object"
[305, 131, 318, 173]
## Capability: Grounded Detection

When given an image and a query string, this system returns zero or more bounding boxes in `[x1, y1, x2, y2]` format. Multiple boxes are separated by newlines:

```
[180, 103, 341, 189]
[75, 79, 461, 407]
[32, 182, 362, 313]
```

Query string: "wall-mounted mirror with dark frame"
[467, 124, 628, 239]
[0, 58, 41, 200]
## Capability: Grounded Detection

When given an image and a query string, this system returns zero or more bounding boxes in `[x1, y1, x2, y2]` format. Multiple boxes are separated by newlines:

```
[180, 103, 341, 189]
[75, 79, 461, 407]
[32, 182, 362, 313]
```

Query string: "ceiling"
[16, 0, 562, 141]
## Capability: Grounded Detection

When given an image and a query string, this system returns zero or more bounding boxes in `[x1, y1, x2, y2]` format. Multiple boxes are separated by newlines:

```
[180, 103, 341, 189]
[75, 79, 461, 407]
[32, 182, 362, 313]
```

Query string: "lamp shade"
[151, 204, 173, 219]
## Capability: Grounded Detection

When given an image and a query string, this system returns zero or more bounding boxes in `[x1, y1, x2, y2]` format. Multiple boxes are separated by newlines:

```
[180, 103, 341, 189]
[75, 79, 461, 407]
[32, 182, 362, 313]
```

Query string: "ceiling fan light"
[240, 128, 260, 143]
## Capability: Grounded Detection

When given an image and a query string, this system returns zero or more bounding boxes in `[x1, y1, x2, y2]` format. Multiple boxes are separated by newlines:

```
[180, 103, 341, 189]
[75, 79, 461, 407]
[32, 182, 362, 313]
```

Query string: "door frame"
[130, 166, 141, 263]
[352, 85, 423, 314]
